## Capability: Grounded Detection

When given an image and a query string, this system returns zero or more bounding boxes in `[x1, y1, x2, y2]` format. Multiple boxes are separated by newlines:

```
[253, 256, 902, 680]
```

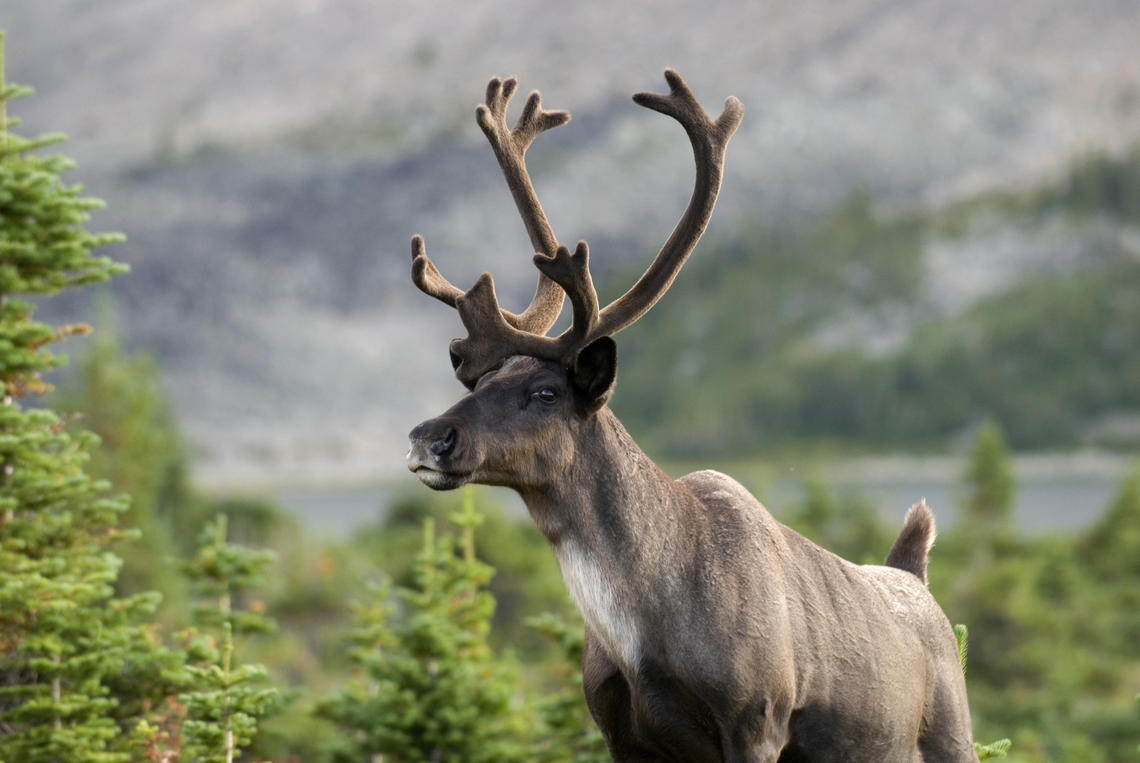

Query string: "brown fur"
[885, 499, 938, 584]
[408, 357, 978, 762]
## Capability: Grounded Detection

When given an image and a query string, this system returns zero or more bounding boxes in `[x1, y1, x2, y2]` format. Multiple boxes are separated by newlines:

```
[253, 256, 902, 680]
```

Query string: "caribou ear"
[449, 345, 477, 390]
[570, 336, 617, 412]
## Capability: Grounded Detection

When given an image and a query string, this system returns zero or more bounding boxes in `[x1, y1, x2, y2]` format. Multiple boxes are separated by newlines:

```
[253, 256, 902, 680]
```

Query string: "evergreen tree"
[51, 307, 187, 598]
[351, 487, 573, 663]
[961, 420, 1015, 537]
[318, 490, 528, 763]
[0, 31, 181, 761]
[178, 514, 282, 763]
[928, 424, 1140, 760]
[1080, 466, 1140, 582]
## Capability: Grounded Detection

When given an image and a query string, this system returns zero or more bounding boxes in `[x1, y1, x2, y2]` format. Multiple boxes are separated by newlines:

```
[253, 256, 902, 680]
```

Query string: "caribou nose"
[407, 420, 458, 471]
[429, 427, 456, 457]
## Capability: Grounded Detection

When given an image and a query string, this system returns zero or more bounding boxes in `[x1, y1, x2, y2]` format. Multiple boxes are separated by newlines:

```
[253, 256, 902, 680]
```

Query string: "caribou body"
[404, 70, 978, 762]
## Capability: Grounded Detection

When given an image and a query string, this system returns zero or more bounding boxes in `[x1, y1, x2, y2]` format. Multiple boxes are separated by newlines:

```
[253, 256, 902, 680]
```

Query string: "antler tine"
[416, 70, 742, 387]
[410, 234, 464, 307]
[446, 241, 599, 386]
[475, 77, 571, 334]
[449, 273, 565, 386]
[408, 77, 571, 341]
[534, 241, 600, 342]
[593, 69, 743, 338]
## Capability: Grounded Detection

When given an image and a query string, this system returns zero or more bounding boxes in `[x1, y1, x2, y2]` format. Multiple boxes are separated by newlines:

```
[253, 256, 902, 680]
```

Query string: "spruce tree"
[178, 514, 281, 763]
[318, 490, 527, 762]
[51, 309, 187, 599]
[962, 421, 1015, 537]
[0, 30, 200, 763]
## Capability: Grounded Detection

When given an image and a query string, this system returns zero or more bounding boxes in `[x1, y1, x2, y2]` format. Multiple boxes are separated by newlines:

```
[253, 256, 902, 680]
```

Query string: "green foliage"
[181, 513, 277, 635]
[349, 486, 572, 662]
[193, 503, 342, 763]
[178, 514, 283, 762]
[927, 426, 1140, 761]
[0, 37, 211, 763]
[1028, 145, 1140, 223]
[0, 432, 146, 763]
[962, 422, 1014, 532]
[51, 308, 187, 597]
[883, 258, 1140, 448]
[0, 40, 124, 403]
[1079, 466, 1140, 582]
[954, 623, 969, 676]
[976, 738, 1013, 760]
[936, 145, 1140, 236]
[179, 622, 281, 763]
[0, 35, 124, 386]
[615, 190, 926, 455]
[318, 491, 529, 763]
[0, 32, 187, 761]
[613, 145, 1140, 456]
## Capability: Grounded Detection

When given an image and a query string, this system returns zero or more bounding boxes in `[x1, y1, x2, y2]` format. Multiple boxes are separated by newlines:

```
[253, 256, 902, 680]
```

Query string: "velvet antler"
[413, 70, 743, 387]
[411, 76, 570, 334]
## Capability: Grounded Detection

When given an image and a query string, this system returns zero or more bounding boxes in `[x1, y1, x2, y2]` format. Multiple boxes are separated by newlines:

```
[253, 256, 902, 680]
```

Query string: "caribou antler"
[595, 69, 743, 336]
[411, 76, 569, 334]
[413, 70, 742, 386]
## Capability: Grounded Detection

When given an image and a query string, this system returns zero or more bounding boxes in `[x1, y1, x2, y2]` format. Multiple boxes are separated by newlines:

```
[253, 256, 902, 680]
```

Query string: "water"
[269, 453, 1134, 540]
[762, 469, 1121, 534]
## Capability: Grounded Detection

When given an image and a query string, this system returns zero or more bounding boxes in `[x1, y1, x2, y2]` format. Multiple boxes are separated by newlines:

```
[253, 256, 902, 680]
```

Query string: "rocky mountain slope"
[4, 0, 1139, 484]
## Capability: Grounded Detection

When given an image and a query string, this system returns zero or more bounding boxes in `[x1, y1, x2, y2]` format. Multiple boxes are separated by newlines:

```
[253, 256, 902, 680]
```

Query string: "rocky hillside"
[4, 0, 1139, 484]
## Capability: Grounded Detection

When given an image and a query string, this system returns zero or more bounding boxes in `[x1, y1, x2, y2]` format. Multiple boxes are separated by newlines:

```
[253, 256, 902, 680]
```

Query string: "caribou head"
[407, 70, 741, 495]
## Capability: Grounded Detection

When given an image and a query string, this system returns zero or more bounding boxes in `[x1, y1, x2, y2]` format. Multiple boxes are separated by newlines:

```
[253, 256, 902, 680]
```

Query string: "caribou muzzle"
[406, 416, 472, 490]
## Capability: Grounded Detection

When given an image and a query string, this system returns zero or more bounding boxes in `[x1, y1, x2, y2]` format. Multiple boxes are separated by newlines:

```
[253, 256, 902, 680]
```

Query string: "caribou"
[404, 70, 978, 762]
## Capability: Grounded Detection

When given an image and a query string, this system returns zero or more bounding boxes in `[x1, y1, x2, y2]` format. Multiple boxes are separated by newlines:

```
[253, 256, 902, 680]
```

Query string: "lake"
[267, 452, 1135, 541]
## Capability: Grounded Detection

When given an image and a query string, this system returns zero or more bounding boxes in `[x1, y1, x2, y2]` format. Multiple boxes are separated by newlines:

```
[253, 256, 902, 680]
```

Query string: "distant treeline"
[612, 146, 1140, 456]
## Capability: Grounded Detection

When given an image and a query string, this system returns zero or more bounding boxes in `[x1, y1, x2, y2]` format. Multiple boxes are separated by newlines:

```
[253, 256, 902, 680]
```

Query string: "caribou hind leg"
[917, 673, 979, 761]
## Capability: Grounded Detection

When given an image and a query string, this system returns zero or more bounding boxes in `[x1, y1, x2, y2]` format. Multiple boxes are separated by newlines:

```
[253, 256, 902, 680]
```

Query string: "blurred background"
[3, 0, 1139, 759]
[7, 0, 1140, 493]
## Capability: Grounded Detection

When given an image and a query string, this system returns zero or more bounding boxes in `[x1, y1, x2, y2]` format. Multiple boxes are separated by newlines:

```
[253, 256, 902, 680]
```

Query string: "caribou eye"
[533, 388, 558, 405]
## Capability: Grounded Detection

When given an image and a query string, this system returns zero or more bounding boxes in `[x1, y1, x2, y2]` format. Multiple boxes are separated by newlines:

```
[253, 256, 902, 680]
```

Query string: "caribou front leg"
[581, 629, 664, 762]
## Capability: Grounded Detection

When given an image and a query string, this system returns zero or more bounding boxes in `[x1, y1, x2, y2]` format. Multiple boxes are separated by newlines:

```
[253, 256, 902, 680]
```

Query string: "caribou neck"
[519, 407, 690, 563]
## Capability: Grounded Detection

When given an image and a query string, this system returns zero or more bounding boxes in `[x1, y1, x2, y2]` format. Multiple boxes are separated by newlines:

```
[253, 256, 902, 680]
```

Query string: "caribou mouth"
[410, 466, 469, 491]
[406, 449, 470, 491]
